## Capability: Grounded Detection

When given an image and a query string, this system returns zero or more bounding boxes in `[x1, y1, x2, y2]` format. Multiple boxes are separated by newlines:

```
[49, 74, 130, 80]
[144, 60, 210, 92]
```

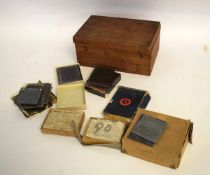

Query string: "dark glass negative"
[16, 87, 42, 106]
[56, 65, 83, 84]
[12, 82, 56, 118]
[129, 114, 167, 146]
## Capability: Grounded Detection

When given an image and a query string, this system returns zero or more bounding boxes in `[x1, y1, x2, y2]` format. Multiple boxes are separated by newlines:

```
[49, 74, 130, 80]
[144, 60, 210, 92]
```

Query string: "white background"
[0, 0, 210, 174]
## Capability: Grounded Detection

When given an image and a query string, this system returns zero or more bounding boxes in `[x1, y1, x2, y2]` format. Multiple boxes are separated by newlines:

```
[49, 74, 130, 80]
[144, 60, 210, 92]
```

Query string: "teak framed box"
[73, 15, 161, 75]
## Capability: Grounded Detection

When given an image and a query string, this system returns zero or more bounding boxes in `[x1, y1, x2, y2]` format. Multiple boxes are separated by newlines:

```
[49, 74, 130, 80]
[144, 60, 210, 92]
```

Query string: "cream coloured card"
[41, 108, 84, 136]
[56, 82, 86, 109]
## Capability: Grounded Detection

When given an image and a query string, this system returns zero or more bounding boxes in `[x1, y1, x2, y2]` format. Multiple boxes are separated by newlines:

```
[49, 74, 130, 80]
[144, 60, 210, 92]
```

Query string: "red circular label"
[119, 98, 132, 106]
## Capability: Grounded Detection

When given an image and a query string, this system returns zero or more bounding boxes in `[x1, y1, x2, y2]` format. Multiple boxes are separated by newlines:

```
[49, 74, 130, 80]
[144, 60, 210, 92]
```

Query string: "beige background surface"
[0, 0, 210, 175]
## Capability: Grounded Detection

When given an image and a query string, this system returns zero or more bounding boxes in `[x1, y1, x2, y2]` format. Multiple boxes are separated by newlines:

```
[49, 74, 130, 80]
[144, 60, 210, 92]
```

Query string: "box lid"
[73, 15, 161, 53]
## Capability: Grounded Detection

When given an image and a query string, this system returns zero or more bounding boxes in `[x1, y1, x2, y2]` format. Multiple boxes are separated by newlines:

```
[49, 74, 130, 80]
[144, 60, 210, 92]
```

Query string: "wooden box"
[73, 15, 161, 75]
[122, 109, 193, 169]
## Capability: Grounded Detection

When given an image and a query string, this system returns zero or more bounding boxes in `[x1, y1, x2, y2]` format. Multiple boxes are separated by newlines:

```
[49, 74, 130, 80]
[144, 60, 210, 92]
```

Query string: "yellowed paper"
[86, 119, 125, 142]
[56, 82, 86, 109]
[42, 108, 84, 131]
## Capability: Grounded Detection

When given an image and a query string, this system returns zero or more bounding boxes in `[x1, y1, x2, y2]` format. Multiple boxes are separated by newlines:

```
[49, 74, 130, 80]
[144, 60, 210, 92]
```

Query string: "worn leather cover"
[86, 67, 115, 87]
[85, 72, 121, 97]
[103, 86, 150, 119]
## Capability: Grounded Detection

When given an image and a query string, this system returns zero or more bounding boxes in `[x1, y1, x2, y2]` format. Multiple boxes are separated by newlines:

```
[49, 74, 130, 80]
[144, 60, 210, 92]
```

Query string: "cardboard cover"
[122, 109, 193, 169]
[41, 108, 84, 136]
[129, 114, 167, 146]
[56, 82, 86, 109]
[81, 118, 126, 147]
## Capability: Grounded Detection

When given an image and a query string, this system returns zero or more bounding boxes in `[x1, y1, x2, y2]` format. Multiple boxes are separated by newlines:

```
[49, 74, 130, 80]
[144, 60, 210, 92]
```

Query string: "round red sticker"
[119, 98, 132, 106]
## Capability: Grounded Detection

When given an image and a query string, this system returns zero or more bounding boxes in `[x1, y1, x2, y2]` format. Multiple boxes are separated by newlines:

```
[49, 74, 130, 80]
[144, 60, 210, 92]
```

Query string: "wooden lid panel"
[74, 15, 160, 51]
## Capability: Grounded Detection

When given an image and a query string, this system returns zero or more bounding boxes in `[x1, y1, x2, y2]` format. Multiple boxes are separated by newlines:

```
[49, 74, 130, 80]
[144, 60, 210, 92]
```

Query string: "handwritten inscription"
[94, 122, 112, 134]
[86, 119, 125, 142]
